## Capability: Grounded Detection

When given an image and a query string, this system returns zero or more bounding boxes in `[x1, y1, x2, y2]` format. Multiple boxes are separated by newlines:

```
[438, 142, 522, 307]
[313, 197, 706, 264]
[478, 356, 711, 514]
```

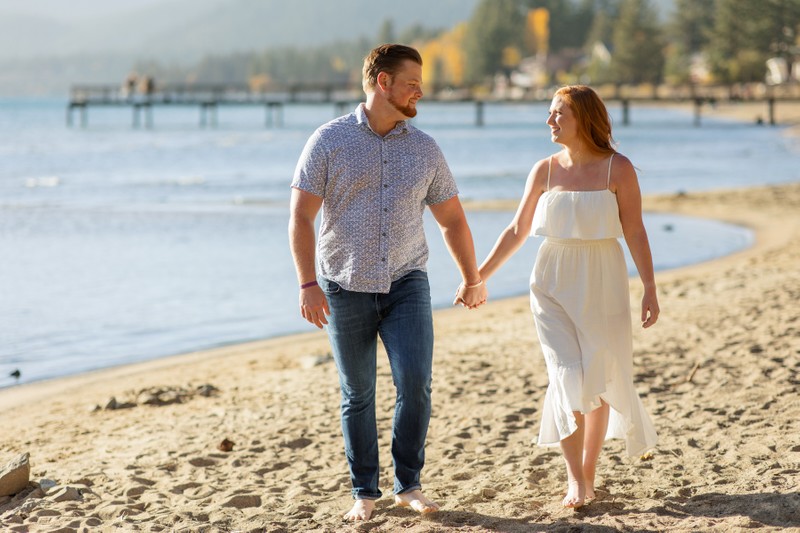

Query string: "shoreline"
[0, 188, 760, 407]
[0, 203, 755, 394]
[1, 182, 799, 531]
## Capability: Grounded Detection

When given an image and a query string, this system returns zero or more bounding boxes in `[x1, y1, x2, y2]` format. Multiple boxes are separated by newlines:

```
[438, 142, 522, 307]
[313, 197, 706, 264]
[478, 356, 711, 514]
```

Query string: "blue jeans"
[320, 270, 434, 500]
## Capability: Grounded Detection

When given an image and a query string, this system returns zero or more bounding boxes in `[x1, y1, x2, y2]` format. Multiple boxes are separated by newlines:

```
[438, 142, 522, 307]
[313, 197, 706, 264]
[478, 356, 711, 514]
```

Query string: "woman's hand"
[453, 280, 488, 309]
[641, 289, 659, 328]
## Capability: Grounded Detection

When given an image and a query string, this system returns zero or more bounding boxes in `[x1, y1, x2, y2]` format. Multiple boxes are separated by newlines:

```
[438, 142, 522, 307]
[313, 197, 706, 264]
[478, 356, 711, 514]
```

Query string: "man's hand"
[300, 285, 330, 328]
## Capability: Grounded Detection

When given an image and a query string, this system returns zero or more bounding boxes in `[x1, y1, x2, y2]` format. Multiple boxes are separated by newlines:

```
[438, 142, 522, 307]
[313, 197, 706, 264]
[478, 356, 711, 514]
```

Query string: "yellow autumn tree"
[419, 22, 468, 89]
[525, 8, 549, 56]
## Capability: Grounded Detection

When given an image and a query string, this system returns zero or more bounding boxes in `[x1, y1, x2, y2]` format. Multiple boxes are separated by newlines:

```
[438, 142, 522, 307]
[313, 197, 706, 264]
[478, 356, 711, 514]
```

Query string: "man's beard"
[388, 93, 417, 118]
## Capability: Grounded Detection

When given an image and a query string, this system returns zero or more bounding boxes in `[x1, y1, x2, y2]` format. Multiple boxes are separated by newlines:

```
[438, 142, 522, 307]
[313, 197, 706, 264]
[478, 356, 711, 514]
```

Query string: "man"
[288, 44, 487, 521]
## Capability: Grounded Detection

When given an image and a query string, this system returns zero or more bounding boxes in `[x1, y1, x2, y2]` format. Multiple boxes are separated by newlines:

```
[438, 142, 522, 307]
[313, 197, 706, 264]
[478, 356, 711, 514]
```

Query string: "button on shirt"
[291, 104, 459, 293]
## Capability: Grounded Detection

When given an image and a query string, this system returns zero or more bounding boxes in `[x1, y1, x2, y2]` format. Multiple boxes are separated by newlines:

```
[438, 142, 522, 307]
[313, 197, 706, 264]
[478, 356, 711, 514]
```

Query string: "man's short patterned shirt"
[291, 104, 458, 293]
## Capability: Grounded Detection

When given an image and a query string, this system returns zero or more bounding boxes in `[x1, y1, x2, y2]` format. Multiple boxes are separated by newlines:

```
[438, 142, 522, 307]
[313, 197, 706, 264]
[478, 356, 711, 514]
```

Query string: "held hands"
[453, 279, 488, 310]
[299, 283, 330, 329]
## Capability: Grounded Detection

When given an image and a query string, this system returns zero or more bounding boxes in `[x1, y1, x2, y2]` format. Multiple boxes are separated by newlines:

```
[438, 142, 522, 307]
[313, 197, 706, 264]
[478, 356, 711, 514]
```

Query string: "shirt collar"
[355, 103, 409, 136]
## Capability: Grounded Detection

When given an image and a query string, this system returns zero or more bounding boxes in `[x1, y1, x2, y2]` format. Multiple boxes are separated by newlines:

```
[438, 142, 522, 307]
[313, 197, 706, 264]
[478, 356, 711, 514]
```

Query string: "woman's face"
[546, 96, 577, 145]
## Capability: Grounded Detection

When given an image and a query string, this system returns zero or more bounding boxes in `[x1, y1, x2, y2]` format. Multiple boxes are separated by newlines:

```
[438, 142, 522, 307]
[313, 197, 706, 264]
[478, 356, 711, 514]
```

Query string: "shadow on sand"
[641, 491, 800, 528]
[346, 490, 799, 532]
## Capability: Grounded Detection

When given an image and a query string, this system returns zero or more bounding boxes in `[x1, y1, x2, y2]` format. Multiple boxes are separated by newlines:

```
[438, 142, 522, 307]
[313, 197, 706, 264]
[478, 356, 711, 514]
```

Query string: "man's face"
[385, 60, 423, 118]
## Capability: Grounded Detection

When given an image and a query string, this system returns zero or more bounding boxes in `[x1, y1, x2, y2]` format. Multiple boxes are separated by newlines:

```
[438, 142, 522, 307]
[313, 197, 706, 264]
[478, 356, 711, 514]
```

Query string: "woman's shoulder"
[534, 151, 563, 172]
[528, 155, 553, 183]
[611, 152, 633, 167]
[611, 152, 637, 177]
[609, 152, 639, 192]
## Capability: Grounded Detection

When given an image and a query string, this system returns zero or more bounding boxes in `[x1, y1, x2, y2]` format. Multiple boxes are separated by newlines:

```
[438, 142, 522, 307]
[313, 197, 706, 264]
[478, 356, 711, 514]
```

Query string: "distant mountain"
[0, 11, 73, 59]
[0, 0, 679, 96]
[0, 0, 479, 61]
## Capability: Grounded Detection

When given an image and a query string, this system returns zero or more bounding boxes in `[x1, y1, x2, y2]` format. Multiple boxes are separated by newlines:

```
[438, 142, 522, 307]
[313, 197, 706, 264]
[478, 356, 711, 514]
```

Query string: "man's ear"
[376, 71, 391, 92]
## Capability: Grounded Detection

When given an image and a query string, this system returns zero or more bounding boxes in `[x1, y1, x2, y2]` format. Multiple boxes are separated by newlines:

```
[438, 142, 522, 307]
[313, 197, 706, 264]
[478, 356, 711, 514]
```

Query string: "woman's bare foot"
[562, 480, 585, 509]
[583, 470, 596, 502]
[394, 489, 440, 514]
[343, 499, 375, 521]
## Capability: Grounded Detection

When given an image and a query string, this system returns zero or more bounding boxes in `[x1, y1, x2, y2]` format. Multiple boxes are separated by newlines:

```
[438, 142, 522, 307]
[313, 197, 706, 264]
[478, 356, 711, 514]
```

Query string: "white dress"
[529, 154, 657, 457]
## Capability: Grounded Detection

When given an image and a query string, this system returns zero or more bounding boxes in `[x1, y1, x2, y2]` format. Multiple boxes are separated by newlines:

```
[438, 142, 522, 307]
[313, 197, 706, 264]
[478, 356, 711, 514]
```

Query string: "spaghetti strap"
[547, 156, 553, 191]
[606, 153, 615, 189]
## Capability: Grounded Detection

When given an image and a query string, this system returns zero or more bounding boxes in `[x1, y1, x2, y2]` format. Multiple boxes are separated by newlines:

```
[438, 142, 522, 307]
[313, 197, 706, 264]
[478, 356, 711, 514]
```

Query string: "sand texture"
[1, 182, 799, 532]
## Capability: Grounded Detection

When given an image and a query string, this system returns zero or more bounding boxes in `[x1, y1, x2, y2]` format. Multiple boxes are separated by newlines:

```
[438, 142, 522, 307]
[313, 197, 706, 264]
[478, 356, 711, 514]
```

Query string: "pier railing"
[69, 82, 363, 104]
[66, 82, 800, 128]
[67, 82, 367, 127]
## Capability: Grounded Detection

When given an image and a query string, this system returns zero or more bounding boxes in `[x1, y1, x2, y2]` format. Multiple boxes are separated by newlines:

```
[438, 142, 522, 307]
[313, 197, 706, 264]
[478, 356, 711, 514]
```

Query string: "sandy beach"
[2, 177, 800, 531]
[703, 99, 800, 133]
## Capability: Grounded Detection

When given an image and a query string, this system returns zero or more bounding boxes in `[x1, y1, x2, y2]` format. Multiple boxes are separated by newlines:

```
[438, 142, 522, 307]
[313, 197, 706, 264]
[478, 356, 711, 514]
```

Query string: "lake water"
[1, 99, 797, 387]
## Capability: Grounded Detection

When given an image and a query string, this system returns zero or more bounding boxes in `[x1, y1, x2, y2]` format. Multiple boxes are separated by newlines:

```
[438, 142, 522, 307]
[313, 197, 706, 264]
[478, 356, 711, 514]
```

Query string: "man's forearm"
[441, 222, 481, 284]
[289, 217, 318, 284]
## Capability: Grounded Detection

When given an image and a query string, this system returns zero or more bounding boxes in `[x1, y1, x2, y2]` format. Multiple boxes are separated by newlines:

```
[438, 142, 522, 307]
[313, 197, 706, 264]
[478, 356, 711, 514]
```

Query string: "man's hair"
[554, 85, 616, 155]
[362, 44, 423, 92]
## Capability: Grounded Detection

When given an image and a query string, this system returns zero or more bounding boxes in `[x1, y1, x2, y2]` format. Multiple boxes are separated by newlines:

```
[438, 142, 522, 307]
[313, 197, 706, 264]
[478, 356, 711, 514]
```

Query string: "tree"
[515, 0, 597, 53]
[663, 0, 714, 84]
[377, 19, 396, 44]
[463, 0, 526, 83]
[397, 23, 443, 45]
[707, 0, 800, 84]
[611, 0, 665, 86]
[419, 22, 468, 88]
[580, 0, 618, 84]
[584, 0, 617, 50]
[524, 8, 550, 56]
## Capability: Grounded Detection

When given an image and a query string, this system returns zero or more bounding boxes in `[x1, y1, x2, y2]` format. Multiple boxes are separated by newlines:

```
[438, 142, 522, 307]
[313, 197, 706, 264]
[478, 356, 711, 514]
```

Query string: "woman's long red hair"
[554, 85, 616, 155]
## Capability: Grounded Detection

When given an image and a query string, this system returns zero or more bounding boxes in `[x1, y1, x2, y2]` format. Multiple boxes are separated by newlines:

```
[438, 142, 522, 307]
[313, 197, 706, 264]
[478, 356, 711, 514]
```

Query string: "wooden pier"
[66, 82, 798, 129]
[66, 82, 364, 128]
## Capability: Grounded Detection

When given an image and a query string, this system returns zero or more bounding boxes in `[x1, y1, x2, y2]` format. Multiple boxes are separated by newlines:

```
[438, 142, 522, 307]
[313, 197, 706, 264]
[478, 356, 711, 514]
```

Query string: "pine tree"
[706, 0, 800, 84]
[611, 0, 665, 85]
[463, 0, 526, 83]
[377, 19, 396, 45]
[664, 0, 714, 84]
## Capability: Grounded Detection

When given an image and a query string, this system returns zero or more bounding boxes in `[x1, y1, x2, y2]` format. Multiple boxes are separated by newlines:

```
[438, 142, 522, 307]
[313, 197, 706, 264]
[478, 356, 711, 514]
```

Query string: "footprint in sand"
[188, 457, 217, 467]
[129, 476, 156, 487]
[282, 437, 313, 449]
[171, 482, 202, 494]
[222, 494, 261, 508]
[255, 462, 291, 475]
[123, 485, 148, 498]
[182, 486, 216, 500]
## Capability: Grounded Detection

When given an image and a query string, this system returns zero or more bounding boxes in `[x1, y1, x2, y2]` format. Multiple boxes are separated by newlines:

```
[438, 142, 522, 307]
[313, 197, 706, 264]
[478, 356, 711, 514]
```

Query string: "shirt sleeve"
[425, 142, 459, 205]
[291, 129, 327, 197]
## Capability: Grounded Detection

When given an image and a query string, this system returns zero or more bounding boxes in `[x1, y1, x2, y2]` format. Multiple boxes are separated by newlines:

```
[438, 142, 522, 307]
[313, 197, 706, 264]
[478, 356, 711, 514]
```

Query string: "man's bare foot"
[562, 480, 585, 509]
[343, 499, 375, 521]
[394, 489, 440, 514]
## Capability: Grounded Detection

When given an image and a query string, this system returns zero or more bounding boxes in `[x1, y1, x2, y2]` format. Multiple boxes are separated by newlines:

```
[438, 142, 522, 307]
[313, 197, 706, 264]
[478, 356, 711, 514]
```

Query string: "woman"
[473, 85, 658, 508]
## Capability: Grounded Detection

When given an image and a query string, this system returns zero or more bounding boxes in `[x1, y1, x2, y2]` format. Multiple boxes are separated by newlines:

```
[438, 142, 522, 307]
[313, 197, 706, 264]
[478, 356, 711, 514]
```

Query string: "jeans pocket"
[400, 270, 428, 283]
[319, 277, 342, 295]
